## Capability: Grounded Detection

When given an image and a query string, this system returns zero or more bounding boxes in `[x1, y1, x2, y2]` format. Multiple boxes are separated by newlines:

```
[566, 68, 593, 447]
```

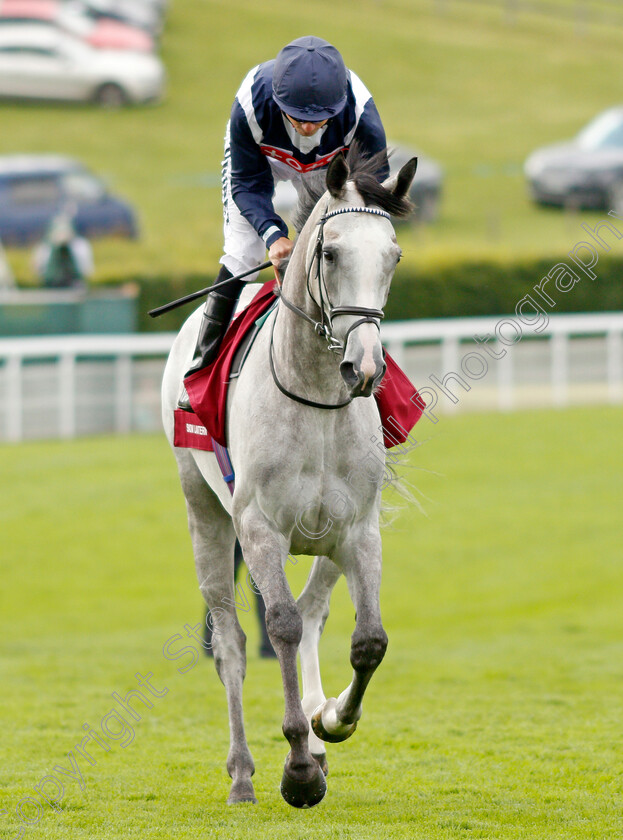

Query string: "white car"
[0, 23, 164, 105]
[0, 0, 155, 51]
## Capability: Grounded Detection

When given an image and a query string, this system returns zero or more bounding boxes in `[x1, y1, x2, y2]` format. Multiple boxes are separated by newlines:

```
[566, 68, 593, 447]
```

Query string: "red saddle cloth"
[183, 280, 425, 449]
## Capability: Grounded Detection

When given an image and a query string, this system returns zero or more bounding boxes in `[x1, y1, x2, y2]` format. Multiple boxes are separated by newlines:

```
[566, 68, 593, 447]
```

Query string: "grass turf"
[2, 0, 623, 282]
[1, 405, 622, 837]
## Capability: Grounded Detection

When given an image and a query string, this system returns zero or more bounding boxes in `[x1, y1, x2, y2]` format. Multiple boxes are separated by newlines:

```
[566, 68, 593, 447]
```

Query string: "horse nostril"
[340, 360, 360, 388]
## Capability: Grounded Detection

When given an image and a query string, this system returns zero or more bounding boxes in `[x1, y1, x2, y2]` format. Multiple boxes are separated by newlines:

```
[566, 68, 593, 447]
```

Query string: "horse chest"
[248, 442, 382, 553]
[287, 484, 375, 554]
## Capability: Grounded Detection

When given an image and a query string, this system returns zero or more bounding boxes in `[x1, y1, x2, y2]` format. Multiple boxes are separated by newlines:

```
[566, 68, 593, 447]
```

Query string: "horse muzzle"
[339, 337, 386, 398]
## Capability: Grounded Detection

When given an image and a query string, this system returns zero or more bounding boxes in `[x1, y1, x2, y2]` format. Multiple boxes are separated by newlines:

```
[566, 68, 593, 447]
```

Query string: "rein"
[270, 205, 391, 410]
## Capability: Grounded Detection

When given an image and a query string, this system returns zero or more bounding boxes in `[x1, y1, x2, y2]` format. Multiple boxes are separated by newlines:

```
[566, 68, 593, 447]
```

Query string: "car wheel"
[410, 189, 439, 224]
[608, 179, 623, 216]
[418, 189, 439, 223]
[94, 83, 128, 108]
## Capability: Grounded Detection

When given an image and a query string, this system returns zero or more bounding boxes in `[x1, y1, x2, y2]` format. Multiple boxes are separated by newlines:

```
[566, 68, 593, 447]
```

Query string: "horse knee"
[266, 601, 303, 647]
[350, 629, 388, 672]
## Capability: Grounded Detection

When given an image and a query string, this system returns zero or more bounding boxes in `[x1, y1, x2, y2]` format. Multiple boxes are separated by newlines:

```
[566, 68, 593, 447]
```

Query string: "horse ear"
[383, 157, 418, 199]
[326, 152, 349, 197]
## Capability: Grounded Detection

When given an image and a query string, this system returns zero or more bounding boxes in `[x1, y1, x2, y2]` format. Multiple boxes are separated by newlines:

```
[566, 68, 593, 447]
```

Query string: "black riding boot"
[178, 266, 241, 410]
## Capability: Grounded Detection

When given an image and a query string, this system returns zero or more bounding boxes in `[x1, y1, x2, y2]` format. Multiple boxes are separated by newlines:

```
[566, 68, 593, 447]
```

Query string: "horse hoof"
[280, 764, 327, 809]
[312, 752, 329, 776]
[311, 698, 358, 744]
[227, 779, 257, 804]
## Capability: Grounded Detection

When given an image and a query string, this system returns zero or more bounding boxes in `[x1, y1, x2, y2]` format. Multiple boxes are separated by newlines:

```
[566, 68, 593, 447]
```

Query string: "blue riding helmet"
[272, 35, 348, 122]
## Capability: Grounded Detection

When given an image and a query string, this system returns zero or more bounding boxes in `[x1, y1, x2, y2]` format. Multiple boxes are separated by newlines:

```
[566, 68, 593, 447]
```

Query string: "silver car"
[81, 0, 165, 36]
[273, 143, 443, 225]
[524, 107, 623, 214]
[0, 23, 164, 105]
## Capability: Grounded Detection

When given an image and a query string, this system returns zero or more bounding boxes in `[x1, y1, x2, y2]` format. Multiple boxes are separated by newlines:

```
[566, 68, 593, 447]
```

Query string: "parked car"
[80, 0, 163, 36]
[524, 106, 623, 214]
[388, 145, 443, 223]
[0, 155, 138, 246]
[0, 24, 164, 105]
[273, 143, 443, 224]
[0, 0, 154, 51]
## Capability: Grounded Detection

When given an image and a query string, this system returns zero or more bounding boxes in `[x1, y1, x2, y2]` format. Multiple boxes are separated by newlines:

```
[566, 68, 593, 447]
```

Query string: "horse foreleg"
[238, 511, 327, 809]
[311, 531, 387, 744]
[296, 554, 342, 776]
[178, 453, 256, 805]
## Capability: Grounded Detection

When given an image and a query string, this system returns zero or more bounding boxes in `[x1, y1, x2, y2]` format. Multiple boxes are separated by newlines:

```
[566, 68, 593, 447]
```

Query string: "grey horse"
[161, 147, 417, 808]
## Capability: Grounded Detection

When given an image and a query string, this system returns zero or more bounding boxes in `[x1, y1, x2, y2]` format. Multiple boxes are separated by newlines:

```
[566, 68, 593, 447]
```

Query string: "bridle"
[269, 205, 391, 410]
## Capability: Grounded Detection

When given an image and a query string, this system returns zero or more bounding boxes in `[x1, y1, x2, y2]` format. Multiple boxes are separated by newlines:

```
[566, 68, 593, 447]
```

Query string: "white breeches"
[220, 122, 322, 283]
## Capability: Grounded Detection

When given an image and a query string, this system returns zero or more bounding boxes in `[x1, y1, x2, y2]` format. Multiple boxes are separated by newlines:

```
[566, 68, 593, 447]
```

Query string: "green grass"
[1, 405, 622, 838]
[3, 0, 623, 284]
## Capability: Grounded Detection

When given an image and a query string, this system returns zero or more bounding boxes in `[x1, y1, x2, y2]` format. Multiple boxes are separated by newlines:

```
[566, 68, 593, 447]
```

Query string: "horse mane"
[291, 141, 413, 233]
[291, 170, 326, 234]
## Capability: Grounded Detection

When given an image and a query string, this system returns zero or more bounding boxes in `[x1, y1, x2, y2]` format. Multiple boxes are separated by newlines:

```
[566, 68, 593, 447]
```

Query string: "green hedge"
[130, 275, 214, 333]
[122, 256, 623, 332]
[384, 256, 623, 322]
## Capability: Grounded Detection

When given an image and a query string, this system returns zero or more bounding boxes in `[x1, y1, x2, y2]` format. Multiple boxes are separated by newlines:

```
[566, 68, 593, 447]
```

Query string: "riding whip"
[148, 260, 273, 318]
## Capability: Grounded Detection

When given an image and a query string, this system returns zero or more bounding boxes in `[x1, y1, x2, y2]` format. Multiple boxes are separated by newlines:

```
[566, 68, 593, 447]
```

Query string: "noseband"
[270, 206, 391, 410]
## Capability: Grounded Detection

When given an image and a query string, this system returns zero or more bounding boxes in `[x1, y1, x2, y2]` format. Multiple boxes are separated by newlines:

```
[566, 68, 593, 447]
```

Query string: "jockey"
[180, 35, 389, 407]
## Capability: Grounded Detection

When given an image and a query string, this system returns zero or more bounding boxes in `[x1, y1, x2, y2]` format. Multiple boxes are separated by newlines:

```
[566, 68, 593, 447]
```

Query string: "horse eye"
[322, 249, 334, 263]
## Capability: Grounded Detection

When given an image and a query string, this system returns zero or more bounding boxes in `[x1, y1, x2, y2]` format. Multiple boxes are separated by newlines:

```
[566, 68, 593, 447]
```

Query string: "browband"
[320, 207, 391, 224]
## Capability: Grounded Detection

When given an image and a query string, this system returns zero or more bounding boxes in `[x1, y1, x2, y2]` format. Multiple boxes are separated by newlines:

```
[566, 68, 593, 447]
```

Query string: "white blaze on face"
[357, 321, 381, 389]
[334, 225, 389, 389]
[321, 198, 396, 390]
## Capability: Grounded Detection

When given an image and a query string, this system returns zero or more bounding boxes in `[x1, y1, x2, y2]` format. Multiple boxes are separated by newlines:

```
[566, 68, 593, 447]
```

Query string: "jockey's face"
[284, 114, 329, 137]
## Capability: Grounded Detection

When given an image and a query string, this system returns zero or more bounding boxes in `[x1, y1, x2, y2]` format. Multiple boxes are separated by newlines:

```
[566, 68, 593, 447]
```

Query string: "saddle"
[229, 298, 279, 381]
[174, 280, 425, 453]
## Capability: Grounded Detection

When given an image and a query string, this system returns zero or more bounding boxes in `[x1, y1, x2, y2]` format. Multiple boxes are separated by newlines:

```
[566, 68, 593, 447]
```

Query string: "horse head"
[315, 147, 417, 398]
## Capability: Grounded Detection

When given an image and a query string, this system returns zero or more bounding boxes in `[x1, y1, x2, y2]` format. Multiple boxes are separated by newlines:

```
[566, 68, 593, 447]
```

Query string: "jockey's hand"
[268, 237, 293, 267]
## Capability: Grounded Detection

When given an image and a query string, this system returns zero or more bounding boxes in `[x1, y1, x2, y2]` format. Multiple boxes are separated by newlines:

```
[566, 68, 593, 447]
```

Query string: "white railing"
[381, 311, 623, 416]
[1, 311, 622, 442]
[0, 334, 173, 443]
